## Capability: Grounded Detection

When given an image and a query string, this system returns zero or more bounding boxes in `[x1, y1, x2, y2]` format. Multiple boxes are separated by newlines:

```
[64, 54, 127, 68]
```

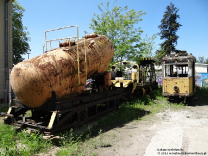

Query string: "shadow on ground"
[49, 91, 156, 146]
[50, 106, 150, 146]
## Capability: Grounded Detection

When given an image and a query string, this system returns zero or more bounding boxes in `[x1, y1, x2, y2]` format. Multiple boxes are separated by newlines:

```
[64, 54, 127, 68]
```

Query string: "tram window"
[164, 64, 188, 77]
[177, 65, 188, 77]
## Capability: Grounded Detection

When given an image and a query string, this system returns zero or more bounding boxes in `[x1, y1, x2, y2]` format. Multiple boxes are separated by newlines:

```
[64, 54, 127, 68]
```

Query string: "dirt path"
[94, 105, 208, 156]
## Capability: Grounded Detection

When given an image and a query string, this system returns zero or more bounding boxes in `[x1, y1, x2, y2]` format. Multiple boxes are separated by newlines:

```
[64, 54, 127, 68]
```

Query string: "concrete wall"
[0, 0, 13, 100]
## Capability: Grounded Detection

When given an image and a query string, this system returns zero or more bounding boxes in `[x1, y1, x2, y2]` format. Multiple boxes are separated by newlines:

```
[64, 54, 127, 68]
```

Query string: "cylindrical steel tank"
[10, 35, 114, 108]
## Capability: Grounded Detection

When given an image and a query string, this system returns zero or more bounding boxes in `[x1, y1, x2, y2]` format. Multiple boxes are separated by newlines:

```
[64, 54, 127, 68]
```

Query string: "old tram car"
[162, 51, 196, 103]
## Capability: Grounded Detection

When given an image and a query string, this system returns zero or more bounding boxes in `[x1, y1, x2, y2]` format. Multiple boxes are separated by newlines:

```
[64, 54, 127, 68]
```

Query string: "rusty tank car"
[10, 26, 114, 108]
[162, 50, 196, 103]
[2, 25, 158, 134]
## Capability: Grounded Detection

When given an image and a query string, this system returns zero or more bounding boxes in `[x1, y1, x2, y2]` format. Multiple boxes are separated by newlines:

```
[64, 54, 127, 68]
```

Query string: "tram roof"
[162, 55, 196, 61]
[162, 50, 196, 61]
[139, 57, 156, 65]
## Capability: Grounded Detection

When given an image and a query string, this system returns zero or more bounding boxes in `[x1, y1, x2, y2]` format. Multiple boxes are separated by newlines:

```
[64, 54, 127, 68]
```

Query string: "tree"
[89, 0, 146, 65]
[205, 58, 208, 64]
[12, 0, 30, 65]
[155, 44, 166, 65]
[197, 57, 205, 63]
[142, 34, 157, 57]
[196, 57, 208, 64]
[158, 2, 182, 56]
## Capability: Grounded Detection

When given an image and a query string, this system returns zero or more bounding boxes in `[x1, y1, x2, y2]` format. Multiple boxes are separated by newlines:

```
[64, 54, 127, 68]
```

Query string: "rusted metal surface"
[163, 77, 193, 95]
[10, 35, 114, 108]
[85, 33, 98, 39]
[59, 40, 75, 47]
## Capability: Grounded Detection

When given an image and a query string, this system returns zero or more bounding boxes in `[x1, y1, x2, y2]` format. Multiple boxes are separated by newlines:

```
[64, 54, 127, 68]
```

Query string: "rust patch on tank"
[59, 40, 75, 47]
[85, 33, 98, 39]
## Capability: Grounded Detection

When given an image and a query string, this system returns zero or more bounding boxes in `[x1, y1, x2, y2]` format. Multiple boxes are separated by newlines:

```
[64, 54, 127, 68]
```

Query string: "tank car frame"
[3, 72, 127, 134]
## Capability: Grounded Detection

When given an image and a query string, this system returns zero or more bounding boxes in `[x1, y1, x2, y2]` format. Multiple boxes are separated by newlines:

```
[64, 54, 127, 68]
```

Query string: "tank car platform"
[3, 88, 126, 134]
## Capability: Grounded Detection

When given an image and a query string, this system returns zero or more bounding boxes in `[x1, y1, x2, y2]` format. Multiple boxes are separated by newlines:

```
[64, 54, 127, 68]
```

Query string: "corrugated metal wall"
[0, 0, 13, 112]
[0, 68, 11, 112]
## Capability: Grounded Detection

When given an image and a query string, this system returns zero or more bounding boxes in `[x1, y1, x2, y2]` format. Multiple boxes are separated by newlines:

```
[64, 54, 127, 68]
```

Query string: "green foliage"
[13, 0, 30, 65]
[158, 2, 182, 55]
[155, 44, 166, 65]
[0, 124, 51, 156]
[89, 0, 146, 64]
[142, 34, 157, 57]
[204, 58, 208, 64]
[56, 129, 84, 156]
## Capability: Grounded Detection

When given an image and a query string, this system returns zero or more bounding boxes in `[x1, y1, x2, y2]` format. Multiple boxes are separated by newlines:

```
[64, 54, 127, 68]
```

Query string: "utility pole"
[42, 44, 45, 54]
[27, 53, 30, 59]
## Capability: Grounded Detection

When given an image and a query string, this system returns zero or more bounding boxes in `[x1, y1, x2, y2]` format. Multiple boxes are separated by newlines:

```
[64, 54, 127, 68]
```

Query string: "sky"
[17, 0, 208, 61]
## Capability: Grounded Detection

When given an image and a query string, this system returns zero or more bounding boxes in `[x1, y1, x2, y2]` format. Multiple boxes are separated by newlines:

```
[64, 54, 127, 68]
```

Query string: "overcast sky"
[17, 0, 208, 60]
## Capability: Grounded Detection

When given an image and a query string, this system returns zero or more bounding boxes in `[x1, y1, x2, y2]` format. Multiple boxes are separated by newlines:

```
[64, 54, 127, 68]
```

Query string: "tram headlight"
[174, 86, 179, 91]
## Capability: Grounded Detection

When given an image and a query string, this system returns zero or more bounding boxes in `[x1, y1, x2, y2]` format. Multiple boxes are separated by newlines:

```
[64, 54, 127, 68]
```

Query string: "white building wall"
[195, 63, 208, 73]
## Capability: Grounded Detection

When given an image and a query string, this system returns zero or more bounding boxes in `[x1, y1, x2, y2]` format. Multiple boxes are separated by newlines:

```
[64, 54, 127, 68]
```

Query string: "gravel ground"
[93, 104, 208, 156]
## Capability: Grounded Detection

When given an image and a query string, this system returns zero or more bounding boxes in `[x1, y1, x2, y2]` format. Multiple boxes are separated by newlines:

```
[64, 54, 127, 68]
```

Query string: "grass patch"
[0, 121, 52, 156]
[56, 129, 85, 156]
